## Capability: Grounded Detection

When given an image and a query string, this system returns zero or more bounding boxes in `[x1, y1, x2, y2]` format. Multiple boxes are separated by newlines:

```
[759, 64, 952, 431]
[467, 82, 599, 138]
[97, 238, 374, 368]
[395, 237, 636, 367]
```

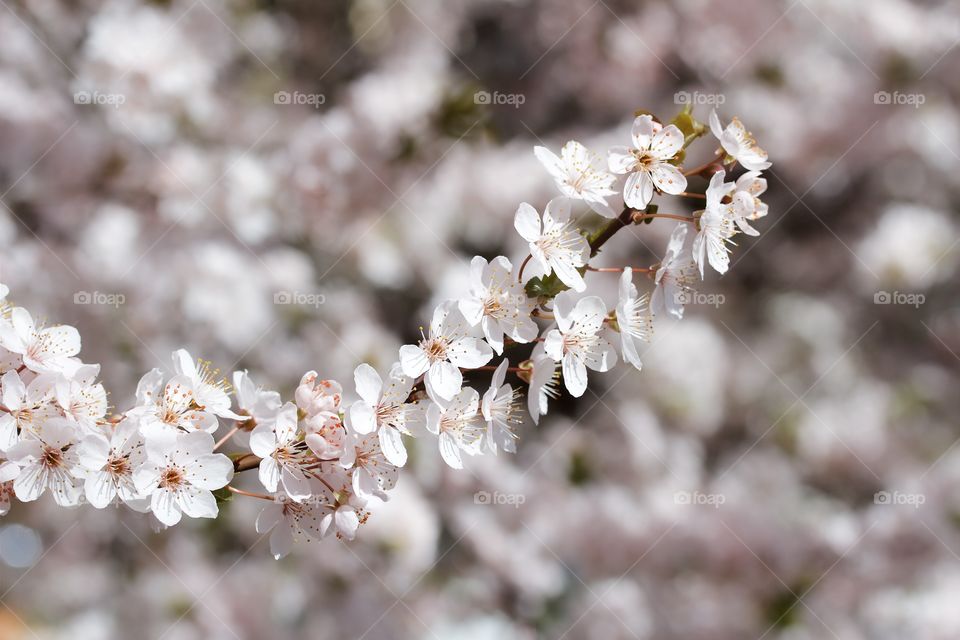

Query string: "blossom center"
[562, 330, 598, 356]
[40, 445, 65, 469]
[159, 466, 185, 489]
[108, 456, 130, 477]
[421, 337, 448, 362]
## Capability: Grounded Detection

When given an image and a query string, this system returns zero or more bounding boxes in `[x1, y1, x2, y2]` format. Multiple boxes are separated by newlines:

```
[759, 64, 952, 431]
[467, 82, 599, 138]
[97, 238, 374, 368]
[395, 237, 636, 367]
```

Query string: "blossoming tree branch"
[0, 106, 771, 559]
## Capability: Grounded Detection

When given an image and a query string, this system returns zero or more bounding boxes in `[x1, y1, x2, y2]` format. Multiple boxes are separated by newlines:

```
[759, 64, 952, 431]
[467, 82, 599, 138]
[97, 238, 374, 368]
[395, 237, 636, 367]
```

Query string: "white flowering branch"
[0, 104, 772, 559]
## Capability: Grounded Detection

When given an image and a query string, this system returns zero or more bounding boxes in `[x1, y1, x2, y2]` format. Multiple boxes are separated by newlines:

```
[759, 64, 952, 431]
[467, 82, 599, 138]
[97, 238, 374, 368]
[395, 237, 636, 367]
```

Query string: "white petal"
[552, 291, 576, 333]
[491, 358, 509, 389]
[550, 258, 586, 292]
[585, 337, 619, 372]
[185, 453, 233, 490]
[562, 356, 588, 398]
[543, 330, 565, 362]
[426, 360, 463, 402]
[447, 337, 493, 369]
[280, 466, 313, 502]
[249, 426, 277, 458]
[399, 345, 430, 378]
[171, 349, 197, 379]
[151, 490, 183, 526]
[13, 463, 45, 502]
[256, 502, 283, 534]
[353, 364, 382, 406]
[650, 125, 684, 160]
[0, 416, 18, 452]
[348, 401, 377, 435]
[1, 370, 24, 409]
[178, 486, 218, 519]
[543, 196, 571, 226]
[77, 434, 111, 471]
[631, 115, 658, 150]
[514, 203, 541, 242]
[379, 426, 407, 467]
[85, 471, 117, 509]
[709, 109, 724, 140]
[607, 146, 636, 174]
[458, 297, 485, 327]
[0, 461, 19, 483]
[438, 432, 464, 469]
[623, 171, 654, 209]
[334, 507, 360, 540]
[135, 368, 165, 405]
[533, 145, 566, 183]
[650, 162, 687, 195]
[269, 523, 294, 559]
[258, 457, 281, 493]
[481, 317, 504, 355]
[573, 296, 608, 335]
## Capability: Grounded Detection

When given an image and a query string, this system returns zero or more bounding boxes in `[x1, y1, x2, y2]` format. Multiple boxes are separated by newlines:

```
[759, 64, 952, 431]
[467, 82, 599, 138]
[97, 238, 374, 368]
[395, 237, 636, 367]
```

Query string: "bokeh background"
[1, 0, 959, 638]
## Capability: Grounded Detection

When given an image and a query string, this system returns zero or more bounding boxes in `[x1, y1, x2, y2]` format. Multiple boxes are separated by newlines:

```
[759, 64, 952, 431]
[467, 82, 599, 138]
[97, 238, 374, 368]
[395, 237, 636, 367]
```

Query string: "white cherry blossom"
[233, 370, 282, 430]
[339, 431, 399, 501]
[249, 402, 312, 501]
[481, 358, 521, 455]
[526, 345, 561, 426]
[426, 387, 484, 469]
[347, 363, 415, 466]
[0, 370, 57, 450]
[608, 115, 687, 209]
[0, 307, 81, 374]
[514, 197, 590, 292]
[319, 504, 361, 541]
[133, 430, 234, 527]
[132, 368, 218, 439]
[709, 110, 771, 171]
[692, 171, 737, 277]
[295, 372, 342, 424]
[651, 223, 697, 319]
[534, 141, 617, 217]
[77, 418, 148, 509]
[458, 256, 538, 354]
[727, 170, 769, 236]
[172, 349, 244, 420]
[0, 460, 18, 516]
[7, 418, 84, 506]
[544, 292, 617, 397]
[399, 303, 492, 402]
[304, 417, 347, 460]
[615, 268, 653, 371]
[256, 493, 328, 559]
[55, 364, 108, 432]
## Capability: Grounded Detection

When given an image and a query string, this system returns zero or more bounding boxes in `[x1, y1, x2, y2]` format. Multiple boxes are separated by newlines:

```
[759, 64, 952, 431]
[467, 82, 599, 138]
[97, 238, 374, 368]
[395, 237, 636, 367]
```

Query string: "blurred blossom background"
[1, 0, 959, 638]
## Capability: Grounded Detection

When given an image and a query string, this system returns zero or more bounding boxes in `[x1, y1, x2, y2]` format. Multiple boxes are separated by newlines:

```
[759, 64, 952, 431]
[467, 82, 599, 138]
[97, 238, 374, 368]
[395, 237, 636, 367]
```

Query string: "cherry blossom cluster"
[0, 105, 771, 558]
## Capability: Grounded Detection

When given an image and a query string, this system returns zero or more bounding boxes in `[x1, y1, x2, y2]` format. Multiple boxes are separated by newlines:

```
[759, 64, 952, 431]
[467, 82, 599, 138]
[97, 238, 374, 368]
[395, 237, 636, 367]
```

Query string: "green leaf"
[525, 273, 569, 299]
[213, 487, 234, 505]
